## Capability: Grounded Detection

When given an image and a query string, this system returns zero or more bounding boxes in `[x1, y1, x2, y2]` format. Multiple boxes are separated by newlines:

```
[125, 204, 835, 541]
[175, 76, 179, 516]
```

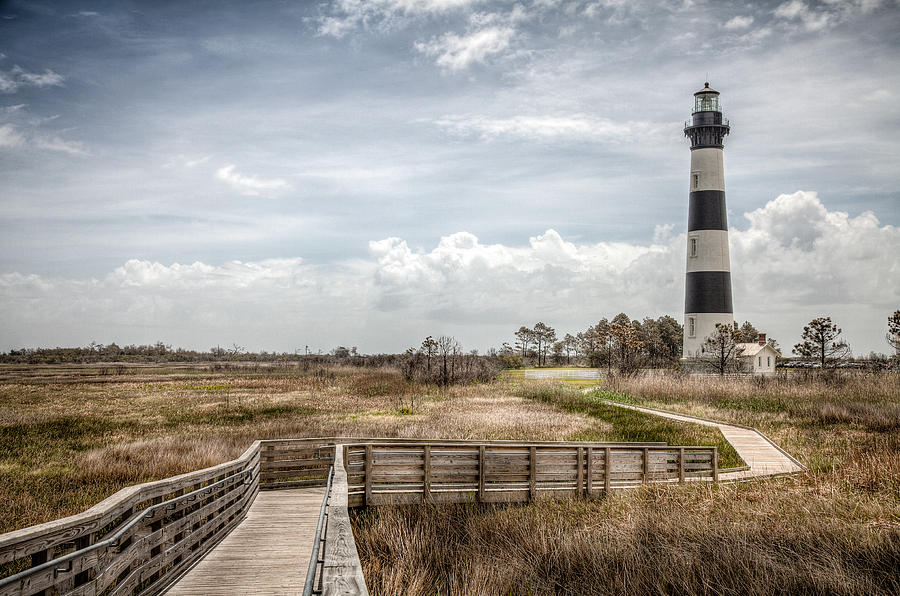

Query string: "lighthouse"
[682, 82, 733, 358]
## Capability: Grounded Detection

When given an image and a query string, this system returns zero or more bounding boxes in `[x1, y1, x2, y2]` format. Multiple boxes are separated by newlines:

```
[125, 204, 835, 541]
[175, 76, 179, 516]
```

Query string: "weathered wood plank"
[322, 446, 368, 596]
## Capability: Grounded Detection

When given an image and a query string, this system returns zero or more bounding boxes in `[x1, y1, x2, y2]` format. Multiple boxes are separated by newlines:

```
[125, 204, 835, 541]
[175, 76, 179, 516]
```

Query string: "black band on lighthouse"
[685, 271, 733, 313]
[688, 191, 728, 231]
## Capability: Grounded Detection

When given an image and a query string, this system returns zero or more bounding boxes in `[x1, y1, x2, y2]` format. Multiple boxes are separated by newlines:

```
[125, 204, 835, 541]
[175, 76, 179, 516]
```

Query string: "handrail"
[0, 468, 255, 591]
[303, 466, 334, 596]
[342, 440, 719, 507]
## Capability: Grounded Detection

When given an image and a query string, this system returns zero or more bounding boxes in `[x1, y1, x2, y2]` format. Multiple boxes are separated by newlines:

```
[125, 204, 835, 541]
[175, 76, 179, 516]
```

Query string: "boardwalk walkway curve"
[590, 393, 806, 479]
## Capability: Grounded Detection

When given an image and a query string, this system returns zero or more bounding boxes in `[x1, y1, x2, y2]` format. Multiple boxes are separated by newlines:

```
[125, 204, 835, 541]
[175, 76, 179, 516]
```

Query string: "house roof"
[736, 343, 781, 357]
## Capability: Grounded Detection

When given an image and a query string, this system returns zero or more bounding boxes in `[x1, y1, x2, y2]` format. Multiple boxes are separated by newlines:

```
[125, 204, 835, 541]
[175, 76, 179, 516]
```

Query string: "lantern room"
[693, 82, 720, 113]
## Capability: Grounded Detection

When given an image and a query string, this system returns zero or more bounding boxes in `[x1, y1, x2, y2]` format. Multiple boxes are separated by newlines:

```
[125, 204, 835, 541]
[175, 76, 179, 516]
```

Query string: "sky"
[0, 0, 898, 356]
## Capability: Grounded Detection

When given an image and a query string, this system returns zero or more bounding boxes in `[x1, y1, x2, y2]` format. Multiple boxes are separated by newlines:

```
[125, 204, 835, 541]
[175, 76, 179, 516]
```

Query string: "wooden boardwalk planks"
[321, 445, 369, 596]
[165, 487, 326, 596]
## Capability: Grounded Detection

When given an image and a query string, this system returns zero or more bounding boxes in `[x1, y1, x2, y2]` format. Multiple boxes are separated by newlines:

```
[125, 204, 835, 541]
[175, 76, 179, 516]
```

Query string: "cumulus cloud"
[0, 66, 65, 94]
[215, 164, 291, 196]
[0, 192, 897, 354]
[415, 26, 516, 71]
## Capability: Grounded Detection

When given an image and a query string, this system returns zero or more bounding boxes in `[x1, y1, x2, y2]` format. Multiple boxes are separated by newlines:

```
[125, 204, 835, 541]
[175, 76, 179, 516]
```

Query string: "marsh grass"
[0, 365, 603, 531]
[353, 473, 900, 595]
[5, 365, 899, 596]
[353, 372, 900, 595]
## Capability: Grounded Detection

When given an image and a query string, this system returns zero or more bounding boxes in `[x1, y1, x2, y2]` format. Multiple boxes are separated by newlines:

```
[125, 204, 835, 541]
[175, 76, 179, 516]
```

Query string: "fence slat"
[604, 447, 611, 493]
[423, 446, 431, 503]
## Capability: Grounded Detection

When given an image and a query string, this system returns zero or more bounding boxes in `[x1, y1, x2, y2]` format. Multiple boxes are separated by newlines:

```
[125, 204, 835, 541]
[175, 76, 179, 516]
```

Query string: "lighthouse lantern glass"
[694, 93, 719, 112]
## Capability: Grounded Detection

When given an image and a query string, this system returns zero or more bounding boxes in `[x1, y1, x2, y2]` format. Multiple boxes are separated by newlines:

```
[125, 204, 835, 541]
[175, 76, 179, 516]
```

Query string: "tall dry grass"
[351, 371, 900, 595]
[354, 459, 900, 595]
[0, 365, 602, 532]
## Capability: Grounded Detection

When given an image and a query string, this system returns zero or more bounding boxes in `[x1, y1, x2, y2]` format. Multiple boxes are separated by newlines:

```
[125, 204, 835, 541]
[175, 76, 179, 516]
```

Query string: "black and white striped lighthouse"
[682, 82, 733, 357]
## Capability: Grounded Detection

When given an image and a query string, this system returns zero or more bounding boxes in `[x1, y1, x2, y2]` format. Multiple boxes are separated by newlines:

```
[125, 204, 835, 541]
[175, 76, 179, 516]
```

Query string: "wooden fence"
[0, 437, 717, 596]
[345, 441, 717, 507]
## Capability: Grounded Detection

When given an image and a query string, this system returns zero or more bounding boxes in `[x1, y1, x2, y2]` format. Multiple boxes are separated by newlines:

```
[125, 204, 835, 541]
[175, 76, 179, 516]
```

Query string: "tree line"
[500, 314, 685, 374]
[3, 310, 898, 373]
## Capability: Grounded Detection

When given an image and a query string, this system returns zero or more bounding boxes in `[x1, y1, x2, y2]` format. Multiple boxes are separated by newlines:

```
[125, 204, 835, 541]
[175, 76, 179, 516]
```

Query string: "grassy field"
[0, 364, 734, 533]
[3, 365, 897, 595]
[352, 371, 900, 596]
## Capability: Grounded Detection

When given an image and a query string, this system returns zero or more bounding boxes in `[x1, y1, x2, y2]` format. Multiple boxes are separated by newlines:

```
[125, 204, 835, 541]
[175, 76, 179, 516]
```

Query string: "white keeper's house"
[736, 333, 780, 376]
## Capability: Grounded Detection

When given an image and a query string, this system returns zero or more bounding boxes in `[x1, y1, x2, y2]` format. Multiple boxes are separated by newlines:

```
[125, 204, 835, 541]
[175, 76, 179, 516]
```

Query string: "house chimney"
[758, 332, 766, 346]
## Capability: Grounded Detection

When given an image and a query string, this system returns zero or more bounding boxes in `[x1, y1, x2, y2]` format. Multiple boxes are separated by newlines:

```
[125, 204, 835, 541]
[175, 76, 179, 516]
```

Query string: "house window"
[688, 317, 695, 337]
[692, 172, 701, 189]
[690, 237, 698, 258]
[758, 356, 762, 367]
[767, 356, 771, 367]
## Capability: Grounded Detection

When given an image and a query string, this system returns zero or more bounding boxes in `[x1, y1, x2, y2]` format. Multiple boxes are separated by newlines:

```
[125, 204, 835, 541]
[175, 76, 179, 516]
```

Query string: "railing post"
[585, 447, 593, 497]
[643, 447, 649, 483]
[604, 447, 611, 493]
[576, 447, 583, 496]
[423, 445, 431, 503]
[529, 446, 537, 502]
[478, 445, 485, 502]
[712, 447, 718, 483]
[679, 448, 685, 484]
[364, 444, 373, 507]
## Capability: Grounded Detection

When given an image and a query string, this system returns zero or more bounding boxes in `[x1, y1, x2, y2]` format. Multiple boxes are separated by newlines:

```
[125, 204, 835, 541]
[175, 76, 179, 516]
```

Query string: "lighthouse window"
[692, 172, 701, 189]
[688, 317, 695, 337]
[690, 237, 698, 257]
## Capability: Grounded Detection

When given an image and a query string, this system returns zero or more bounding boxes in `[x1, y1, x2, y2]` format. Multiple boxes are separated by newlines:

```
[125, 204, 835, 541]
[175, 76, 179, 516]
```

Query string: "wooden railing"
[0, 437, 717, 596]
[0, 438, 336, 596]
[344, 441, 718, 507]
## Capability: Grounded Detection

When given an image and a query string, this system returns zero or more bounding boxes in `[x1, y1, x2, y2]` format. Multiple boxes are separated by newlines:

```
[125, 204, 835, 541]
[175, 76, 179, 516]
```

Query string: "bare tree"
[436, 335, 460, 386]
[700, 323, 744, 376]
[793, 316, 850, 369]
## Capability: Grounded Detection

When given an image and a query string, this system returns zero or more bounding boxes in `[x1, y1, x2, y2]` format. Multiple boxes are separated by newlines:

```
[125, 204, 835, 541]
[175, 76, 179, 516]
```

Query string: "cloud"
[215, 164, 291, 196]
[315, 0, 482, 37]
[772, 0, 881, 31]
[3, 191, 895, 354]
[415, 26, 516, 71]
[432, 114, 666, 145]
[33, 135, 90, 156]
[0, 124, 24, 148]
[0, 66, 65, 94]
[0, 107, 89, 156]
[723, 15, 754, 30]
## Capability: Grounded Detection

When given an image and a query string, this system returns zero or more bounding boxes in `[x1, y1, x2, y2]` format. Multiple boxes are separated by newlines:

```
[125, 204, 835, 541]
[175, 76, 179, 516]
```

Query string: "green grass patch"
[514, 383, 744, 469]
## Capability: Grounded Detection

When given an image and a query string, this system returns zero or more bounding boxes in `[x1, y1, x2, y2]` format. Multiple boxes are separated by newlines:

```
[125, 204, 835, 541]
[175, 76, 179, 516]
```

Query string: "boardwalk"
[599, 399, 804, 479]
[166, 487, 326, 596]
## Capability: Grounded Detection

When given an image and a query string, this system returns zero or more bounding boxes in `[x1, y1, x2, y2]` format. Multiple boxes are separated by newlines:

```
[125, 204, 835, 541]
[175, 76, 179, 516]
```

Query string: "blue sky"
[1, 0, 898, 355]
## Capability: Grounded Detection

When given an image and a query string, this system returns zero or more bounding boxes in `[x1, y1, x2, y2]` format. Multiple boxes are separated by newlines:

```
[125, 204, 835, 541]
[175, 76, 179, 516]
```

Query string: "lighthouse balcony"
[686, 111, 728, 127]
